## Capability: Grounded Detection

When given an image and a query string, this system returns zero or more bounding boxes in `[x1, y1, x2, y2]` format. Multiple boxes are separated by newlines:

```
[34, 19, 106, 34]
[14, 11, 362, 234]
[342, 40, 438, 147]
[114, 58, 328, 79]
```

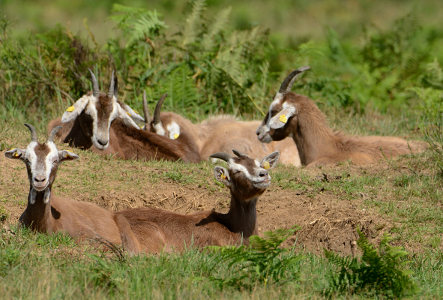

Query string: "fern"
[110, 4, 166, 46]
[324, 230, 417, 298]
[207, 226, 300, 289]
[201, 7, 231, 51]
[182, 0, 206, 47]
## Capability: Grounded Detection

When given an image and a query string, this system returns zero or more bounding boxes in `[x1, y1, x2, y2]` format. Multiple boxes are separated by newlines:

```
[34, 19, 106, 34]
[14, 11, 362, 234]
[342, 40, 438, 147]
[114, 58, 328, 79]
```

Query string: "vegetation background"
[0, 0, 442, 298]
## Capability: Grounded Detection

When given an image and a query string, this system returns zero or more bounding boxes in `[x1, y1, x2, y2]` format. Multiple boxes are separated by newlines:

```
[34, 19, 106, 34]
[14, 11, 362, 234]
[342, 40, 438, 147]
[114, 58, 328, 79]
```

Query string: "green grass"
[1, 0, 442, 298]
[0, 226, 442, 299]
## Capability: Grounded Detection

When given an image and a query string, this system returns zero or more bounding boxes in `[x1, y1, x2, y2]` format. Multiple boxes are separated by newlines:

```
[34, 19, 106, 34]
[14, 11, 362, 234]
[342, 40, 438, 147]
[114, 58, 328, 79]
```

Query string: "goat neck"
[208, 150, 280, 239]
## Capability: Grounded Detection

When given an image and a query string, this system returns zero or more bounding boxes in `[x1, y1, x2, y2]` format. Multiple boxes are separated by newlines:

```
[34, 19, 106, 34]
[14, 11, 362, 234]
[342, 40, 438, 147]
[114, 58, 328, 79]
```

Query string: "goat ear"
[117, 105, 141, 130]
[261, 151, 280, 169]
[214, 166, 231, 187]
[120, 103, 145, 123]
[5, 148, 26, 160]
[61, 96, 90, 123]
[167, 122, 181, 139]
[269, 105, 296, 129]
[58, 150, 79, 162]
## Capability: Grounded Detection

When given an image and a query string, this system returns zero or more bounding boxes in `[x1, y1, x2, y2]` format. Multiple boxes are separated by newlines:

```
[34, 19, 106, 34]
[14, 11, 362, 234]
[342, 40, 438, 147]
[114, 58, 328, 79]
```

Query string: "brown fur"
[48, 113, 200, 163]
[258, 93, 427, 166]
[153, 113, 301, 166]
[115, 152, 275, 253]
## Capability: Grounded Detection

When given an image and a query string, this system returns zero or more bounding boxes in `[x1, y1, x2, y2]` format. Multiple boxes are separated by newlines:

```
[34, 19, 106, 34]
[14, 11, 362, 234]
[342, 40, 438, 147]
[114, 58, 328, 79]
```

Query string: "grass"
[0, 226, 441, 299]
[1, 112, 442, 298]
[0, 0, 442, 298]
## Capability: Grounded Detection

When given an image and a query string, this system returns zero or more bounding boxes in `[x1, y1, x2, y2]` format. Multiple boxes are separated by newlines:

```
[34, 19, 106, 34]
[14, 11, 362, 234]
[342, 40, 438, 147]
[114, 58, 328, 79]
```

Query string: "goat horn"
[232, 149, 247, 158]
[209, 152, 232, 162]
[278, 66, 310, 93]
[142, 91, 151, 128]
[48, 126, 62, 143]
[152, 93, 168, 125]
[24, 123, 38, 142]
[108, 70, 115, 99]
[89, 69, 100, 97]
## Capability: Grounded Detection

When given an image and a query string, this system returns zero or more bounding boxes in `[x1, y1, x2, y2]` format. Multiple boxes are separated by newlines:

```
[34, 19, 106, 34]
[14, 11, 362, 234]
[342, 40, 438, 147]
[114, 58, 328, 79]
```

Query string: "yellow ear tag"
[127, 112, 132, 117]
[173, 133, 179, 139]
[66, 106, 75, 112]
[221, 173, 227, 180]
[13, 152, 20, 157]
[263, 161, 270, 170]
[279, 114, 287, 124]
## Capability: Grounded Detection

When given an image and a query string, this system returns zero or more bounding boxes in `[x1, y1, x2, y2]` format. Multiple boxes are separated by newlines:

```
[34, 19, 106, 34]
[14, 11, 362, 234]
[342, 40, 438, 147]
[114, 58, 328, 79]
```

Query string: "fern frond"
[201, 6, 231, 51]
[182, 0, 206, 46]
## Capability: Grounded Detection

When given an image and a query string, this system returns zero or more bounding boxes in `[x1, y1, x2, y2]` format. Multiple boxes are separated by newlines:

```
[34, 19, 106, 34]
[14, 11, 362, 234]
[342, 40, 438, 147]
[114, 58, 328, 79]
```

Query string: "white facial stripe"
[229, 159, 266, 183]
[154, 122, 166, 136]
[26, 141, 38, 178]
[266, 93, 283, 128]
[167, 122, 180, 139]
[44, 142, 59, 183]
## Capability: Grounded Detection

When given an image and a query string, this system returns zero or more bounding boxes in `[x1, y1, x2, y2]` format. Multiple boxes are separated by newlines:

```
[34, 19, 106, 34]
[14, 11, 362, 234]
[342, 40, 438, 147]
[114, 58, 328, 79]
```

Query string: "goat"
[256, 66, 427, 166]
[5, 124, 144, 253]
[48, 71, 200, 162]
[142, 91, 300, 166]
[116, 149, 280, 252]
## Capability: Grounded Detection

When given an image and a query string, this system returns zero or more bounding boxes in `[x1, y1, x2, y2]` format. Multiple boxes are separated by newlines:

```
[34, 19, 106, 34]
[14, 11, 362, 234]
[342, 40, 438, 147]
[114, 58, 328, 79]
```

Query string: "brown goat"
[48, 71, 200, 163]
[256, 67, 427, 166]
[5, 124, 144, 253]
[143, 92, 300, 166]
[116, 149, 280, 252]
[6, 124, 279, 254]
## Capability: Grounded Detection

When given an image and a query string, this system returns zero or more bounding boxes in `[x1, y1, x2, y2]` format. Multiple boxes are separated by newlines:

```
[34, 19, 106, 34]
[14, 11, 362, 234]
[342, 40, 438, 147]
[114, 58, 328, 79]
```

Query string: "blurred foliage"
[0, 0, 442, 129]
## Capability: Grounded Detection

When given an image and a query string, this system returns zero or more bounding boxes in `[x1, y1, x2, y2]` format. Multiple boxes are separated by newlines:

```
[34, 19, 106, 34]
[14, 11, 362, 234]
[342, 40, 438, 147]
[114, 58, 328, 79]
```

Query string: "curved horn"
[108, 70, 115, 99]
[152, 93, 168, 125]
[142, 91, 151, 128]
[278, 66, 310, 93]
[24, 123, 38, 142]
[209, 152, 232, 162]
[89, 69, 100, 97]
[48, 126, 62, 143]
[232, 149, 247, 158]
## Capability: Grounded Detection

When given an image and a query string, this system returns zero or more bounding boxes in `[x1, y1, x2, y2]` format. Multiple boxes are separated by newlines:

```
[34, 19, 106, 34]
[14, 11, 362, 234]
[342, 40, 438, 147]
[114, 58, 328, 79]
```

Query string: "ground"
[1, 124, 439, 256]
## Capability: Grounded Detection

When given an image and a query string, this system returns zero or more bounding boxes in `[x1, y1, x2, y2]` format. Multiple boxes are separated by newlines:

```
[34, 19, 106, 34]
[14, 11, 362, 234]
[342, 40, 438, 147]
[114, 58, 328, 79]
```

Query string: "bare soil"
[0, 151, 395, 256]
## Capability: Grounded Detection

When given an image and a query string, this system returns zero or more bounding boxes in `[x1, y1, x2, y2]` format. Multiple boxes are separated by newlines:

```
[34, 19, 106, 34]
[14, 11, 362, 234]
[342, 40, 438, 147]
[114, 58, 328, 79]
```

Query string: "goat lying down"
[117, 149, 279, 252]
[6, 124, 279, 253]
[256, 66, 427, 167]
[142, 92, 301, 166]
[48, 71, 200, 163]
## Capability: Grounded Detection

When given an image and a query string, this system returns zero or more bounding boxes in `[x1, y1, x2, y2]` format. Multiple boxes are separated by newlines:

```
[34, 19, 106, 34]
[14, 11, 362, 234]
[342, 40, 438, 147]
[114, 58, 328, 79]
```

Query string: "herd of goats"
[5, 66, 427, 254]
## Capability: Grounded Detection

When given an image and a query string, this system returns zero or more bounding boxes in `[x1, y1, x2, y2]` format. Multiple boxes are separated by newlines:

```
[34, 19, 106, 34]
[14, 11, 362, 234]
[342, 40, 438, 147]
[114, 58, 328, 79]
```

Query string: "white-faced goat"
[48, 71, 200, 162]
[142, 91, 300, 166]
[6, 125, 279, 253]
[116, 149, 280, 252]
[5, 124, 143, 252]
[256, 66, 427, 166]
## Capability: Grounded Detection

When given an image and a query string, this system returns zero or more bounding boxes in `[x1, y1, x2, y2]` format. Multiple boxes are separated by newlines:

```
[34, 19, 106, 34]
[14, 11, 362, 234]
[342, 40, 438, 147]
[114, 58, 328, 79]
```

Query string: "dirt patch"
[1, 151, 392, 256]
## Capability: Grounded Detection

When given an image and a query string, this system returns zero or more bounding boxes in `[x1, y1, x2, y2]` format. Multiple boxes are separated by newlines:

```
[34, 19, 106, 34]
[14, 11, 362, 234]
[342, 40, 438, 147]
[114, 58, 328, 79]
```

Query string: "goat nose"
[34, 176, 46, 182]
[258, 170, 268, 177]
[97, 139, 108, 146]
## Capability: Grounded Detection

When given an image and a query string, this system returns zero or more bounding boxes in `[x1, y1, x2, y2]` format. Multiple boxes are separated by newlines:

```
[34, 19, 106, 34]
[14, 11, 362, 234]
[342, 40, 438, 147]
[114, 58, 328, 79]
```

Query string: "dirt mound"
[1, 152, 389, 256]
[89, 184, 386, 255]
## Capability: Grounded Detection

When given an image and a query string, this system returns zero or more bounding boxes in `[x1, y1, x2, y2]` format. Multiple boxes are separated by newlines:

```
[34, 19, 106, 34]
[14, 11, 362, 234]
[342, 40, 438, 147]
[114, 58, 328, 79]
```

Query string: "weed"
[324, 230, 417, 298]
[208, 226, 301, 289]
